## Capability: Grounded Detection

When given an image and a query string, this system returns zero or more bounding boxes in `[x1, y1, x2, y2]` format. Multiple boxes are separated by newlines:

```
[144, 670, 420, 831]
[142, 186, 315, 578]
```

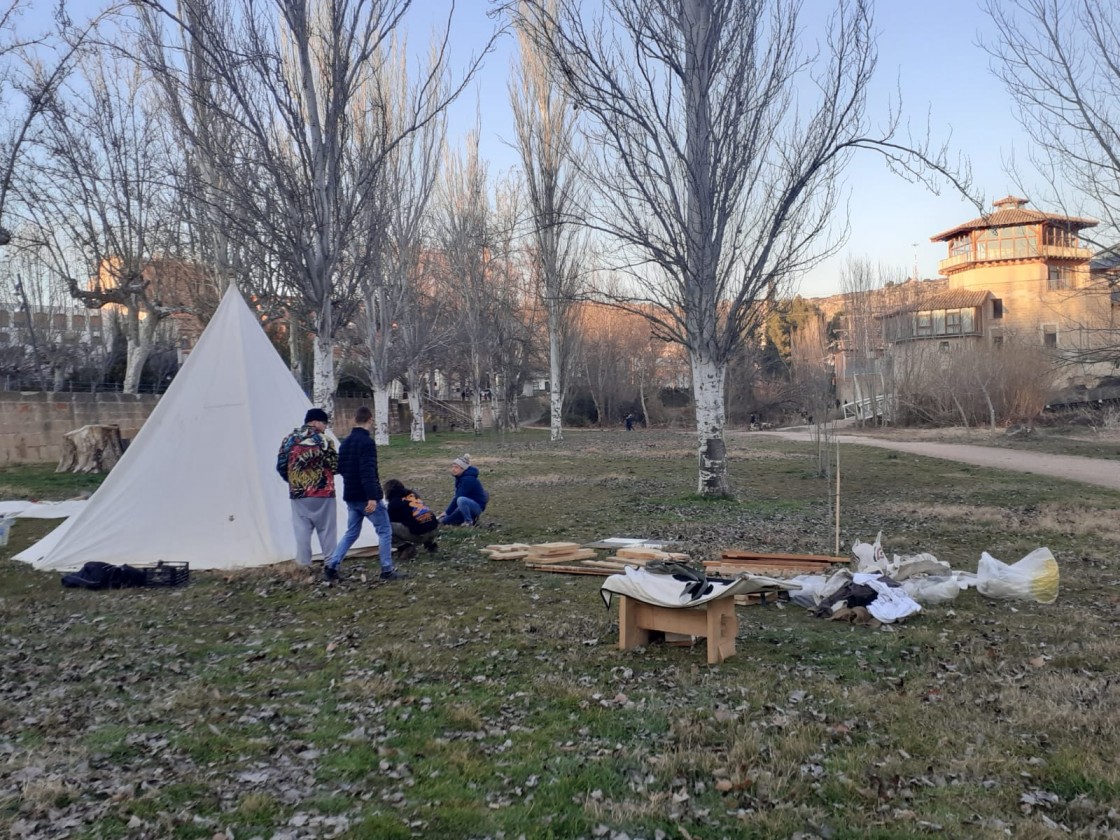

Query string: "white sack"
[975, 548, 1059, 604]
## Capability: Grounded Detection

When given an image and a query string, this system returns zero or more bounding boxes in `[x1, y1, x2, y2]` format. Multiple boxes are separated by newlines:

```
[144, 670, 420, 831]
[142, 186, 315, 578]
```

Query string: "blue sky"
[21, 0, 1039, 298]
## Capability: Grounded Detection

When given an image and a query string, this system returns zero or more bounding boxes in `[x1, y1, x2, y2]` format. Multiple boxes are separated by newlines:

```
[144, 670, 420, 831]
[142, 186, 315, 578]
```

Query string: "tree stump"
[56, 424, 124, 473]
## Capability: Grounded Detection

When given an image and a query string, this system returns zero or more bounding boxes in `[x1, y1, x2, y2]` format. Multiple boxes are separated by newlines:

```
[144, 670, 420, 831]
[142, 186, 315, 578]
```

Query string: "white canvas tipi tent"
[16, 285, 373, 571]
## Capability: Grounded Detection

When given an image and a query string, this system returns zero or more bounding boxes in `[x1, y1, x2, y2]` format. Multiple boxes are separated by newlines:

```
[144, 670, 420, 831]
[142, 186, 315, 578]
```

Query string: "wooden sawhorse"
[617, 594, 738, 664]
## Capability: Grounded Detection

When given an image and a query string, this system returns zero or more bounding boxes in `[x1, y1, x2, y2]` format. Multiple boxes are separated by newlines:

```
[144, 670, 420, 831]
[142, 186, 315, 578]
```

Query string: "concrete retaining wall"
[0, 391, 159, 466]
[0, 393, 409, 467]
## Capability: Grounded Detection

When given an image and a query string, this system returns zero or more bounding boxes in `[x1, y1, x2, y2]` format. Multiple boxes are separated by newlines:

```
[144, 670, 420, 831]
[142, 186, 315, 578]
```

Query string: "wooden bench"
[617, 594, 738, 664]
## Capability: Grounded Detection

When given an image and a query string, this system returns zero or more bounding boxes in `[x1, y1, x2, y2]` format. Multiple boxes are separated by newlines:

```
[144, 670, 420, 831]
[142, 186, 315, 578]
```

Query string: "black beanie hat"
[304, 408, 329, 424]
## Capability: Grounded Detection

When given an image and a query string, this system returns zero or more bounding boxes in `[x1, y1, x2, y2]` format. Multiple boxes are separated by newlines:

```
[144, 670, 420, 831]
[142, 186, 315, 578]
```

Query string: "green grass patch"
[3, 427, 1119, 837]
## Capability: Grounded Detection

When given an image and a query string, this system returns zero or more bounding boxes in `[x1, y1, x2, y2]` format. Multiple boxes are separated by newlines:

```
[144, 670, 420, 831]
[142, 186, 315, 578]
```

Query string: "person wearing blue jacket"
[438, 453, 489, 527]
[325, 406, 406, 582]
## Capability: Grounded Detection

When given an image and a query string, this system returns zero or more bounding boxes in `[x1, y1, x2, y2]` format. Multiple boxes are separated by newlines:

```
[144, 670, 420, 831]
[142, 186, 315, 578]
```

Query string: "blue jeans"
[443, 496, 482, 526]
[329, 501, 393, 572]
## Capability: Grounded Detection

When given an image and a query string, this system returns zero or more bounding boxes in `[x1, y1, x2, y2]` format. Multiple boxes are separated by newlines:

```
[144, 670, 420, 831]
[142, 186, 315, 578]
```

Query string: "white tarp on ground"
[14, 285, 372, 572]
[0, 500, 89, 519]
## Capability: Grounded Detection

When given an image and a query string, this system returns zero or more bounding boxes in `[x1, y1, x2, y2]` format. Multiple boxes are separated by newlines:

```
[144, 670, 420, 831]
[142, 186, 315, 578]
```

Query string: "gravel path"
[752, 429, 1120, 492]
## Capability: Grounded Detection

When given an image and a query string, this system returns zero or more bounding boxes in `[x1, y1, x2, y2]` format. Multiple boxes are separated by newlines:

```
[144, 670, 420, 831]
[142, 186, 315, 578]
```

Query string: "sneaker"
[323, 565, 341, 582]
[379, 568, 411, 581]
[424, 540, 439, 553]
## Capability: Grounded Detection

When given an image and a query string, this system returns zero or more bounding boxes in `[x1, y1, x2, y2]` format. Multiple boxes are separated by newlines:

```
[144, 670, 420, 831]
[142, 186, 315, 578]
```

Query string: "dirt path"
[752, 429, 1120, 492]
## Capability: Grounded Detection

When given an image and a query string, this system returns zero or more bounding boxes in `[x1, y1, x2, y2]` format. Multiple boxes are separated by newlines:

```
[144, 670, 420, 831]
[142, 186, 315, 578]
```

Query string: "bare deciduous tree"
[510, 0, 584, 442]
[1, 2, 116, 247]
[984, 0, 1120, 244]
[486, 178, 537, 432]
[358, 37, 446, 444]
[514, 0, 969, 496]
[24, 41, 182, 394]
[435, 130, 498, 435]
[137, 0, 492, 414]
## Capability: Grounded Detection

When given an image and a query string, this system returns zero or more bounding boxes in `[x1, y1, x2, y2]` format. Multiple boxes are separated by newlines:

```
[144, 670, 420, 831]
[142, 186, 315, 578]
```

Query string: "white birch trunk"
[288, 312, 303, 387]
[311, 331, 334, 416]
[472, 393, 483, 435]
[122, 312, 159, 395]
[691, 352, 730, 495]
[548, 310, 563, 441]
[122, 339, 149, 394]
[585, 362, 603, 428]
[372, 385, 391, 445]
[408, 390, 425, 442]
[638, 374, 649, 429]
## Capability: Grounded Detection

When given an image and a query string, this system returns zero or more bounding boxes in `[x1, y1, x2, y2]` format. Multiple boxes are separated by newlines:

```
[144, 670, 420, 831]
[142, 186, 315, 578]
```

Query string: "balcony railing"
[939, 243, 1091, 273]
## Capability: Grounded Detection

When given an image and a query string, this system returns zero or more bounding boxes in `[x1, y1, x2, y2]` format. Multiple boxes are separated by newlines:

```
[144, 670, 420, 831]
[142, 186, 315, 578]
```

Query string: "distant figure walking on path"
[326, 406, 405, 582]
[625, 413, 635, 431]
[276, 407, 338, 570]
[438, 454, 489, 527]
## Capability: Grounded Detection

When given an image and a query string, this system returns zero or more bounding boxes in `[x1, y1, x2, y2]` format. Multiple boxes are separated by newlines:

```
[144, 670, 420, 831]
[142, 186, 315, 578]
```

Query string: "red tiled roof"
[931, 198, 1097, 242]
[878, 288, 992, 318]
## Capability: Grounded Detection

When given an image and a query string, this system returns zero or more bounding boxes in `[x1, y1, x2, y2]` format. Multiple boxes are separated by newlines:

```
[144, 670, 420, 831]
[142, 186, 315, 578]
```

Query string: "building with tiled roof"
[930, 196, 1114, 378]
[875, 196, 1116, 384]
[929, 195, 1097, 245]
[828, 197, 1119, 418]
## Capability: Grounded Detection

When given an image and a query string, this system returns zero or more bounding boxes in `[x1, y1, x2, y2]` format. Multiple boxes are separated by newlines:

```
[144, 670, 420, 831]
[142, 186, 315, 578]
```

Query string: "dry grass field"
[1, 427, 1118, 839]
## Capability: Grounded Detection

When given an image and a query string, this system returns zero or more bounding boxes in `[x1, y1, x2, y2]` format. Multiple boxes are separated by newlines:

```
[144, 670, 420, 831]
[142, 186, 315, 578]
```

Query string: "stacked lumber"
[526, 542, 598, 564]
[480, 543, 532, 561]
[704, 550, 846, 579]
[530, 545, 693, 576]
[479, 541, 597, 564]
[606, 546, 692, 565]
[478, 541, 691, 576]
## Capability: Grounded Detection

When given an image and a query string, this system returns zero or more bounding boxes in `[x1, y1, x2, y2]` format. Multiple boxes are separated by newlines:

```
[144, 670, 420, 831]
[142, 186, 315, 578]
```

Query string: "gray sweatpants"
[290, 497, 337, 566]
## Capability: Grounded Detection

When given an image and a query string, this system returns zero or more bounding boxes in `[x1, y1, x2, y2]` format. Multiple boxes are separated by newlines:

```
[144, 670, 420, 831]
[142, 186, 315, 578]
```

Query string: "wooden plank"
[486, 551, 529, 561]
[616, 547, 671, 560]
[526, 563, 613, 576]
[580, 559, 632, 571]
[705, 565, 824, 578]
[720, 550, 846, 564]
[733, 592, 785, 606]
[526, 548, 598, 563]
[528, 542, 583, 556]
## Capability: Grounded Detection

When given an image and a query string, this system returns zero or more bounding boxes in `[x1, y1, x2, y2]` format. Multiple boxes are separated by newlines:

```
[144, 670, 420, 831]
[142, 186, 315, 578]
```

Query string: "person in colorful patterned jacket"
[383, 478, 439, 561]
[276, 408, 338, 569]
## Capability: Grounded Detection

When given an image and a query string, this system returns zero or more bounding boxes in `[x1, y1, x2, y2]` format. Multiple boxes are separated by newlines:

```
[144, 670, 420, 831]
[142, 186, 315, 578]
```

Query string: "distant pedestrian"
[438, 454, 488, 527]
[625, 412, 635, 431]
[276, 408, 338, 570]
[325, 406, 405, 582]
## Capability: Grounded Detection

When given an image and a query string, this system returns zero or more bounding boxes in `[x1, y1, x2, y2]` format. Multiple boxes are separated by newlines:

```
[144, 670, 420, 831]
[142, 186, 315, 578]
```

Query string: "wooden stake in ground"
[835, 440, 841, 556]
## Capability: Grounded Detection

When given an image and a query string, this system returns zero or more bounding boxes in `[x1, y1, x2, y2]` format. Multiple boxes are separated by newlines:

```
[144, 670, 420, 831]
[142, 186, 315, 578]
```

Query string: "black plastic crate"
[136, 561, 190, 588]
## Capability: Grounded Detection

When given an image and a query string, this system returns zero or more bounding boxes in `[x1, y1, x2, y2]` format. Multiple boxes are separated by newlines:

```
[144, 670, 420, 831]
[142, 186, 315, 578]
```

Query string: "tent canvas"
[15, 285, 374, 572]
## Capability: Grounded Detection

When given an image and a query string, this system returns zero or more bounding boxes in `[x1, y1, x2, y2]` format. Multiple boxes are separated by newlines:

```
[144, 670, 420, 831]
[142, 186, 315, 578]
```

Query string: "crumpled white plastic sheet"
[852, 573, 923, 623]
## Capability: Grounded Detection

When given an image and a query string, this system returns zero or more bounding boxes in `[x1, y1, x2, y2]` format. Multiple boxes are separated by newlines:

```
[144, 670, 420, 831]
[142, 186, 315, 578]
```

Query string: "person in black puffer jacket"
[324, 406, 406, 582]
